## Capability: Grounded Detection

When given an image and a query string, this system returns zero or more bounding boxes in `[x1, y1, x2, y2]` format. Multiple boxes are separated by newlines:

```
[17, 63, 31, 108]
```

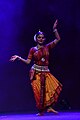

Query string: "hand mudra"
[10, 55, 19, 62]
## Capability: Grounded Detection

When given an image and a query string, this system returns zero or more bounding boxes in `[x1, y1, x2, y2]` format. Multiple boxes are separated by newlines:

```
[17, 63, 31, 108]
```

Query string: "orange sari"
[31, 71, 62, 110]
[28, 41, 62, 111]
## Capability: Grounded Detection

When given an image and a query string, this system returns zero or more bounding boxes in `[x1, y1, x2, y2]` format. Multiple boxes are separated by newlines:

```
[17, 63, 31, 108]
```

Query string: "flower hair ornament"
[34, 34, 37, 42]
[34, 29, 43, 42]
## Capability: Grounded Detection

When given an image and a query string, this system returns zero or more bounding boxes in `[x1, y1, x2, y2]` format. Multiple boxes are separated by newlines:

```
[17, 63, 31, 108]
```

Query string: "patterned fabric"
[31, 72, 62, 110]
[28, 41, 62, 111]
[31, 64, 50, 72]
[27, 41, 56, 66]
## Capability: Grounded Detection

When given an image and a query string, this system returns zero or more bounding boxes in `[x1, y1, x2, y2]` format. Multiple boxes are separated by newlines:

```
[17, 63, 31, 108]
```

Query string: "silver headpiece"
[34, 29, 43, 42]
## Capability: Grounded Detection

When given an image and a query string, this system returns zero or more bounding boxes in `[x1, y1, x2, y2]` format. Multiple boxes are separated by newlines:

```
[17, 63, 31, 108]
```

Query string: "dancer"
[10, 20, 62, 115]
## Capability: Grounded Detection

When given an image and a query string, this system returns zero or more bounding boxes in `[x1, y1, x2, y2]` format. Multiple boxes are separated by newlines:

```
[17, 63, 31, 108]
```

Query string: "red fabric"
[27, 41, 56, 66]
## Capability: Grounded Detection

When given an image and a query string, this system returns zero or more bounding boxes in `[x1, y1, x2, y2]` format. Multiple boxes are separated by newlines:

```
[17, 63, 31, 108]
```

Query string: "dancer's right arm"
[10, 55, 31, 64]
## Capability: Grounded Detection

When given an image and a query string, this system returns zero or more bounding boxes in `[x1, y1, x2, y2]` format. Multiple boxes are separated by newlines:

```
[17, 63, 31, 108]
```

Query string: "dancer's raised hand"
[53, 19, 58, 30]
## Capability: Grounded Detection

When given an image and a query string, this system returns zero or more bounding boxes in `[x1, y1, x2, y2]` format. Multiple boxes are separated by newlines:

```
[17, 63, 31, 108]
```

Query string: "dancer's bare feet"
[36, 112, 44, 116]
[47, 108, 58, 114]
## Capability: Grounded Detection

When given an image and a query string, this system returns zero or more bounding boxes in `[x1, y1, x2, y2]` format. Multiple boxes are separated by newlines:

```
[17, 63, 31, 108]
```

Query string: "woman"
[10, 20, 62, 115]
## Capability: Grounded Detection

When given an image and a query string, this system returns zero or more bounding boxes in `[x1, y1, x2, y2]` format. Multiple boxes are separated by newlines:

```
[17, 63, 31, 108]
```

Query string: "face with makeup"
[36, 34, 45, 45]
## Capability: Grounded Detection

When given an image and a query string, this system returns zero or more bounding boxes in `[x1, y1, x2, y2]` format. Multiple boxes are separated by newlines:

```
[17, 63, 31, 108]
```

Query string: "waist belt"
[31, 64, 50, 72]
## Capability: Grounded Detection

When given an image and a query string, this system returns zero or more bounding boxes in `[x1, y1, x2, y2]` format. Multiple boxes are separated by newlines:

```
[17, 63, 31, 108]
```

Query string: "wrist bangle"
[18, 56, 21, 60]
[53, 29, 57, 32]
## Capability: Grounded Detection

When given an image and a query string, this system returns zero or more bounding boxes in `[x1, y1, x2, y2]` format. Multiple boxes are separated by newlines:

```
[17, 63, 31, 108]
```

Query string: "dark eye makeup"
[37, 36, 45, 39]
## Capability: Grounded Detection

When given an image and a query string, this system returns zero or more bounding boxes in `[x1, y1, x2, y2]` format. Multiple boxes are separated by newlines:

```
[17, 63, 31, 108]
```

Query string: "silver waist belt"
[31, 64, 50, 72]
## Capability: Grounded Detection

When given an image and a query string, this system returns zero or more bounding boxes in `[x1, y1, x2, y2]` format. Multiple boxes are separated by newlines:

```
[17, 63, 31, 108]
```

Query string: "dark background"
[0, 0, 80, 113]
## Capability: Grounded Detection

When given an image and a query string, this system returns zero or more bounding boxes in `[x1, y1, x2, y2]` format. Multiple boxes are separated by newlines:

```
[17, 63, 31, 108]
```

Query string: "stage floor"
[0, 112, 80, 120]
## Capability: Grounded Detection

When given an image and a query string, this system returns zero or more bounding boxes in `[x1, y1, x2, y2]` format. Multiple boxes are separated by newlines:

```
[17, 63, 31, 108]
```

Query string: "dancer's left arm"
[53, 19, 61, 44]
[47, 20, 61, 49]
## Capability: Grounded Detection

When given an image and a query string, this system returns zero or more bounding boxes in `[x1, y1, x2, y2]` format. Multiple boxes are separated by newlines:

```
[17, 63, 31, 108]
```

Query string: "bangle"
[18, 56, 21, 60]
[53, 29, 57, 32]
